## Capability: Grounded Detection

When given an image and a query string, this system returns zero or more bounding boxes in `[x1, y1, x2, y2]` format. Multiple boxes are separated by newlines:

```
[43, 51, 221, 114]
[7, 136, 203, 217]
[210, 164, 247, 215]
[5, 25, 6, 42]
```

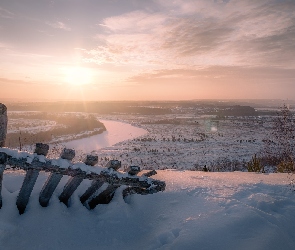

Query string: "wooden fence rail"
[0, 103, 165, 214]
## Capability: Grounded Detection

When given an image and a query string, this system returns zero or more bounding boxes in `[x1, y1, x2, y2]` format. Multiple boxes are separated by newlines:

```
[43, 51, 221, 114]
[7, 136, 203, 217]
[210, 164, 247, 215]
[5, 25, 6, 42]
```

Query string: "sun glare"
[63, 67, 93, 86]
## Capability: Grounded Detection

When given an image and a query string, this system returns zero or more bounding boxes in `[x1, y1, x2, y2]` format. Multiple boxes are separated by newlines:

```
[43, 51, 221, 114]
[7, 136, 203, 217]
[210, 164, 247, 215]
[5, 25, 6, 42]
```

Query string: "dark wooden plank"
[58, 176, 83, 206]
[34, 143, 49, 156]
[84, 155, 98, 166]
[39, 148, 75, 207]
[0, 103, 7, 147]
[87, 185, 118, 209]
[0, 164, 5, 209]
[0, 151, 166, 195]
[39, 173, 63, 207]
[16, 169, 40, 214]
[143, 170, 157, 177]
[80, 179, 105, 204]
[105, 160, 121, 170]
[127, 166, 140, 175]
[60, 148, 75, 161]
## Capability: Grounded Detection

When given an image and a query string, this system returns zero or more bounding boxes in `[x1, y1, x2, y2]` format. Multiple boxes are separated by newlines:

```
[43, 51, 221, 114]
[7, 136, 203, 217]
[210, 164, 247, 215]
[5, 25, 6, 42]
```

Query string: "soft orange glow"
[0, 0, 294, 101]
[62, 67, 94, 86]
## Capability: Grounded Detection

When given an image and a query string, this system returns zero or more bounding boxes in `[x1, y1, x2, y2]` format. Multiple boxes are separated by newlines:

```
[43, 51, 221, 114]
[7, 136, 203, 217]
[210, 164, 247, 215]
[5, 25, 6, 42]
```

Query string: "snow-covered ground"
[0, 170, 294, 250]
[1, 113, 295, 249]
[91, 114, 274, 171]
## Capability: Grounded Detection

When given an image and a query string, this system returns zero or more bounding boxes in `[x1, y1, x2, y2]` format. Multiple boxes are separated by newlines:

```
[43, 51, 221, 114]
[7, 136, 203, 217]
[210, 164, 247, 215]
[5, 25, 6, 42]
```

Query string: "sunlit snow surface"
[63, 119, 147, 153]
[0, 170, 294, 250]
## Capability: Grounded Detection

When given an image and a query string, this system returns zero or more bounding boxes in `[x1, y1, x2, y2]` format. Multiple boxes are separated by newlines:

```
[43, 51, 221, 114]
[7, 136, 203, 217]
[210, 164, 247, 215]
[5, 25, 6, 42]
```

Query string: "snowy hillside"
[0, 170, 294, 250]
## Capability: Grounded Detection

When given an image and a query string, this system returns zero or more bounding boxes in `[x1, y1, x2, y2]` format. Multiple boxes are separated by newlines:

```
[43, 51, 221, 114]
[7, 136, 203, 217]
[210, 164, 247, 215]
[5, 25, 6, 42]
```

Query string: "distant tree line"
[6, 113, 106, 148]
[7, 102, 172, 115]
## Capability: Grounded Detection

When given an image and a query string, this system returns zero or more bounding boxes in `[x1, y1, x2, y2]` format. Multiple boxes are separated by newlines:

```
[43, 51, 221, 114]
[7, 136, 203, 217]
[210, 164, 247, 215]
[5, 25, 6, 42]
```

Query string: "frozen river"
[63, 119, 147, 153]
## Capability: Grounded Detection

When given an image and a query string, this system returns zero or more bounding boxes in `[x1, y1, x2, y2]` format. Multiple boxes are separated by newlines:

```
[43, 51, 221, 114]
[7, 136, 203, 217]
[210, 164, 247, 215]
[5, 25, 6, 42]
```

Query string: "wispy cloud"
[46, 21, 71, 31]
[84, 0, 295, 70]
[0, 7, 14, 19]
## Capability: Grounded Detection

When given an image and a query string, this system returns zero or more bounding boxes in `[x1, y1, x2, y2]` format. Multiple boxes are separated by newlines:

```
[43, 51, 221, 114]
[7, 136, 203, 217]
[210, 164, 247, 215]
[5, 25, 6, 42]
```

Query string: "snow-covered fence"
[0, 103, 165, 214]
[0, 145, 165, 214]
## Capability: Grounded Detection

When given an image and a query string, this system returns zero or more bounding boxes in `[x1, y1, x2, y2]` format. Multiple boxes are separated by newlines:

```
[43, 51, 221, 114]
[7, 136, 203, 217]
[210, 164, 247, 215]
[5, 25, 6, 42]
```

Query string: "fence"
[0, 103, 165, 214]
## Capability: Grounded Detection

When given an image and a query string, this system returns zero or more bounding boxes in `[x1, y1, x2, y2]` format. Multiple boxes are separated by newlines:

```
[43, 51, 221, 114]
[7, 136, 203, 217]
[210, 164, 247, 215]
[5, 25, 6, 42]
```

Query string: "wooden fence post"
[87, 185, 118, 209]
[0, 153, 7, 209]
[0, 164, 5, 209]
[58, 177, 83, 206]
[0, 103, 7, 147]
[79, 156, 107, 206]
[87, 160, 121, 209]
[59, 154, 97, 206]
[39, 148, 75, 207]
[105, 160, 121, 170]
[0, 103, 8, 208]
[16, 143, 49, 214]
[85, 160, 124, 209]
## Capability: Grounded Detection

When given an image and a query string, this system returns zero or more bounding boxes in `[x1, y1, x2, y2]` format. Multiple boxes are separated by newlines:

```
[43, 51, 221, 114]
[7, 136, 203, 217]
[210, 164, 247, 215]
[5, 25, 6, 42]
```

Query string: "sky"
[0, 0, 295, 101]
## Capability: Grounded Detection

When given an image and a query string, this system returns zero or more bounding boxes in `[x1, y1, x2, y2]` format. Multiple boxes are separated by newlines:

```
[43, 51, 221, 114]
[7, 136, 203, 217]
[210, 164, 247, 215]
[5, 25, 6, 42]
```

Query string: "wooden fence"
[0, 103, 165, 214]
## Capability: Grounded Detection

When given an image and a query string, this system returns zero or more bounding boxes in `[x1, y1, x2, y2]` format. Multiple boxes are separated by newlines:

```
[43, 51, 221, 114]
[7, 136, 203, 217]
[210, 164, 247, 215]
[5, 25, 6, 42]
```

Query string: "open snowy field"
[6, 111, 277, 171]
[91, 114, 275, 171]
[0, 170, 294, 250]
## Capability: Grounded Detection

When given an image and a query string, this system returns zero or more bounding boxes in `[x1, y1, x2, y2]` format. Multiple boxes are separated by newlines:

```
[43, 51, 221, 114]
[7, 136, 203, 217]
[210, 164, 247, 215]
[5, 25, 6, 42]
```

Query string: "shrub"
[247, 154, 264, 172]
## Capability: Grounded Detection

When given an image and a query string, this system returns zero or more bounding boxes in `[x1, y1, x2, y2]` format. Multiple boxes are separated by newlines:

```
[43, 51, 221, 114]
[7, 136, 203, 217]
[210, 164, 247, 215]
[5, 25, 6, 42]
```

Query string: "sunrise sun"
[63, 67, 93, 86]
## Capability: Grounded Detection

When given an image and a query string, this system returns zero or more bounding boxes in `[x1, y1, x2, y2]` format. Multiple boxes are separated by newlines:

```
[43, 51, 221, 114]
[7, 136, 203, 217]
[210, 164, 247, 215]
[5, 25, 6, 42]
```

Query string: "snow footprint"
[153, 228, 181, 249]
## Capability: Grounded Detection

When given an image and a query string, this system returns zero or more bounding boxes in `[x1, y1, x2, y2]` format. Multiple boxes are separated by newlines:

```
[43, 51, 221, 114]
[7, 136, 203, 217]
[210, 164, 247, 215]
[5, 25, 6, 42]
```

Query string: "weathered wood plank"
[84, 155, 98, 166]
[16, 169, 40, 214]
[0, 164, 5, 209]
[79, 154, 102, 205]
[0, 103, 7, 147]
[105, 160, 121, 170]
[39, 148, 75, 207]
[16, 143, 49, 214]
[0, 152, 7, 209]
[88, 185, 118, 209]
[58, 176, 83, 206]
[80, 179, 105, 204]
[39, 173, 63, 207]
[143, 170, 157, 177]
[60, 148, 75, 161]
[34, 143, 49, 156]
[0, 151, 166, 195]
[127, 166, 141, 175]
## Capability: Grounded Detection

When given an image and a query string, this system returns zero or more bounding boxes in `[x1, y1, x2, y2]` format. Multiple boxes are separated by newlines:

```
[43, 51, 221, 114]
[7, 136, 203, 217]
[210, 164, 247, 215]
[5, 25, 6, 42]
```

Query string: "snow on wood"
[0, 146, 166, 213]
[0, 103, 7, 147]
[16, 143, 49, 214]
[39, 148, 76, 207]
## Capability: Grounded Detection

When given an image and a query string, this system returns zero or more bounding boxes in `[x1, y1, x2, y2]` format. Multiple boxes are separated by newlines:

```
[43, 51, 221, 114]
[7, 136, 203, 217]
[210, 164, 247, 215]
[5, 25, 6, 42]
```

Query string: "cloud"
[0, 77, 43, 86]
[46, 21, 71, 31]
[100, 10, 167, 33]
[125, 66, 295, 99]
[127, 66, 295, 83]
[84, 0, 295, 70]
[0, 7, 14, 19]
